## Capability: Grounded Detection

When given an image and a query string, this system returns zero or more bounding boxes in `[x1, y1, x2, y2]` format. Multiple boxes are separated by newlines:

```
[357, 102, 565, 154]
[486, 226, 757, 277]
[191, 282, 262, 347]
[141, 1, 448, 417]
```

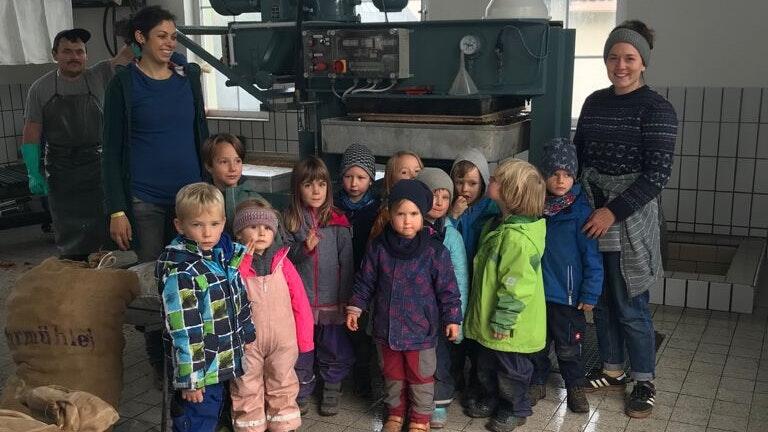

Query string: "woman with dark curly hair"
[101, 5, 208, 390]
[574, 20, 678, 419]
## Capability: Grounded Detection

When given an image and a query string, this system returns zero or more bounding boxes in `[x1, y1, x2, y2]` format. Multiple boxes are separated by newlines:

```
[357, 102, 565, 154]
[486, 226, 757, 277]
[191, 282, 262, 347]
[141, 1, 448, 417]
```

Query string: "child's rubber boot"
[319, 382, 342, 416]
[407, 421, 430, 432]
[297, 398, 309, 416]
[487, 406, 526, 432]
[430, 406, 448, 429]
[382, 415, 404, 432]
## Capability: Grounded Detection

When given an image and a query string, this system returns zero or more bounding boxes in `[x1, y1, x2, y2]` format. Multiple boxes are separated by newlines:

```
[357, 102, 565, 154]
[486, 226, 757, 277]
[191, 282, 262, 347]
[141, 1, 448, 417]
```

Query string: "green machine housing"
[181, 0, 575, 167]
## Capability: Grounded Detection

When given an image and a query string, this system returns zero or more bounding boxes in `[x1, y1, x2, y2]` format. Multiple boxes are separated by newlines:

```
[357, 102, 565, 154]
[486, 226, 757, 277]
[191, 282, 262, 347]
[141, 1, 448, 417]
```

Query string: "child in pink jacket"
[230, 200, 314, 432]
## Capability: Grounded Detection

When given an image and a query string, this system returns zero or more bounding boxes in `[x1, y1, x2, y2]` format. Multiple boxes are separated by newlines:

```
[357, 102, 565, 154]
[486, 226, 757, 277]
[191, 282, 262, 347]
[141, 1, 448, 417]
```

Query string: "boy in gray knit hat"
[335, 142, 381, 397]
[416, 167, 469, 428]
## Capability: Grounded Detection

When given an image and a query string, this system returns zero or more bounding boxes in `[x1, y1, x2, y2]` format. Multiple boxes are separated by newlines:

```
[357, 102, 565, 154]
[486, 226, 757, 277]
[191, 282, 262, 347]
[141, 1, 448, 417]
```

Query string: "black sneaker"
[626, 381, 656, 418]
[566, 386, 590, 413]
[487, 406, 526, 432]
[528, 384, 546, 406]
[584, 369, 628, 392]
[464, 397, 498, 418]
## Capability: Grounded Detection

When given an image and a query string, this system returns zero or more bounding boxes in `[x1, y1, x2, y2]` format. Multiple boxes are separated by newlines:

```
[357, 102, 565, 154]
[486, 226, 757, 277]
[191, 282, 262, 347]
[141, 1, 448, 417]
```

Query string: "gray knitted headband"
[233, 207, 278, 234]
[603, 28, 651, 66]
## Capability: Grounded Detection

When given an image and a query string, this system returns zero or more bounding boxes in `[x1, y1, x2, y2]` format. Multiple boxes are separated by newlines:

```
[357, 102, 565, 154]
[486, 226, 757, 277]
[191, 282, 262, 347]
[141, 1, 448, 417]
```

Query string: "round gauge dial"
[459, 34, 481, 55]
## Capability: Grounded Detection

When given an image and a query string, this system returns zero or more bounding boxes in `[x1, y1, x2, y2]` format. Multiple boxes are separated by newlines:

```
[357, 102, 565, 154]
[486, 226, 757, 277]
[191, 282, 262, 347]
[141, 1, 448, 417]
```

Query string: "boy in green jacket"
[463, 159, 547, 432]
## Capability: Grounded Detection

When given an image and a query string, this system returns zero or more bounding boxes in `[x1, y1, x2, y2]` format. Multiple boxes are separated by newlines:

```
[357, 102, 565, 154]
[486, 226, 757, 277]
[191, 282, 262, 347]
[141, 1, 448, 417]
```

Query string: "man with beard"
[22, 28, 131, 260]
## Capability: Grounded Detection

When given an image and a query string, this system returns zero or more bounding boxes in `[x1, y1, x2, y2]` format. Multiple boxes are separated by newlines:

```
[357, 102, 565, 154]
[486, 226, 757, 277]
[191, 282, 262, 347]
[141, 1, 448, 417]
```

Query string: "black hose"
[102, 4, 116, 57]
[112, 4, 118, 55]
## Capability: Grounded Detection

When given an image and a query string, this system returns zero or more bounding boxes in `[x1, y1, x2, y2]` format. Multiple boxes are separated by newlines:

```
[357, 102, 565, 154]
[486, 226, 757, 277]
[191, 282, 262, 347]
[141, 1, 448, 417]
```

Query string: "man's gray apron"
[42, 74, 107, 256]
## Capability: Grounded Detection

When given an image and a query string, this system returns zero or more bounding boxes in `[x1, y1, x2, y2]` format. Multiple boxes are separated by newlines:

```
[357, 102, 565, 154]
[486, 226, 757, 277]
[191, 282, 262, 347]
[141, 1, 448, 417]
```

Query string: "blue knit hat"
[389, 179, 433, 216]
[539, 137, 578, 178]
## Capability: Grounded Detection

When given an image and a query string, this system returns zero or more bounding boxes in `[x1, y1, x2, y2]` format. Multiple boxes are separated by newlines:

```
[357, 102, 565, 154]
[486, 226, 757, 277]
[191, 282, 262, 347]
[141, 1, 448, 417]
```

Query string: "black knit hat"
[389, 179, 433, 216]
[539, 137, 578, 179]
[340, 143, 375, 180]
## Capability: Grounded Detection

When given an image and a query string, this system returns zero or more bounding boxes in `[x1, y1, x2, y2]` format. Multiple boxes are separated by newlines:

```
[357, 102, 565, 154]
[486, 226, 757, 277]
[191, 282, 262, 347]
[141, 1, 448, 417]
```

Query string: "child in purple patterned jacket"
[346, 179, 463, 432]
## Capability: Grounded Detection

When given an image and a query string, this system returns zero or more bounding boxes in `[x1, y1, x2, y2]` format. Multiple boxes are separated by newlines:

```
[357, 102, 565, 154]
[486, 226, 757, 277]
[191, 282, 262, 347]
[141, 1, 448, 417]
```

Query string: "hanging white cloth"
[0, 0, 73, 65]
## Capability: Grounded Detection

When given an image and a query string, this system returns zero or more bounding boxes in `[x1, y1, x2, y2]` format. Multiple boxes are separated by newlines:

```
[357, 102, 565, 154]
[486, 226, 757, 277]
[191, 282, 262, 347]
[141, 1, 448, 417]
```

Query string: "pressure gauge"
[459, 34, 481, 56]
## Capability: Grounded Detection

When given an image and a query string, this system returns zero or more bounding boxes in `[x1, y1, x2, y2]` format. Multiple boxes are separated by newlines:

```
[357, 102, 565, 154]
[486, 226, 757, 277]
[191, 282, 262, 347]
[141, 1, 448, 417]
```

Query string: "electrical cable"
[350, 79, 381, 94]
[381, 0, 389, 23]
[365, 79, 397, 93]
[341, 79, 361, 99]
[495, 24, 550, 60]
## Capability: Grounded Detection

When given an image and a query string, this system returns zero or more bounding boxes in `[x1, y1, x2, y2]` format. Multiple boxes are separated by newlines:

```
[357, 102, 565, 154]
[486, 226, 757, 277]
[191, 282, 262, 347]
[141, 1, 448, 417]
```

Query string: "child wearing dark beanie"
[528, 138, 603, 414]
[347, 179, 463, 432]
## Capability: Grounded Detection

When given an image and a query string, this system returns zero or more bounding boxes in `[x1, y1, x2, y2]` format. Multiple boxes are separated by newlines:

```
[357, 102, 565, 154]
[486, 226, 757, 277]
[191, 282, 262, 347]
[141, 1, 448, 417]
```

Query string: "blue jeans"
[594, 252, 656, 381]
[171, 383, 224, 432]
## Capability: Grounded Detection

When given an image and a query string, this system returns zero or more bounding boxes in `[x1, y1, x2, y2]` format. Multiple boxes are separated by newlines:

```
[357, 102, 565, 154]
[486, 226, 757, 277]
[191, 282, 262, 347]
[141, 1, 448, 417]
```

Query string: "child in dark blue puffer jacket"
[529, 138, 603, 414]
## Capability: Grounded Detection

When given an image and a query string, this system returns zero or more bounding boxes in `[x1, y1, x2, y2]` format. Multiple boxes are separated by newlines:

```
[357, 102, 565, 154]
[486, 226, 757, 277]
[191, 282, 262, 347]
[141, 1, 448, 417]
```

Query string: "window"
[194, 0, 266, 116]
[544, 0, 616, 120]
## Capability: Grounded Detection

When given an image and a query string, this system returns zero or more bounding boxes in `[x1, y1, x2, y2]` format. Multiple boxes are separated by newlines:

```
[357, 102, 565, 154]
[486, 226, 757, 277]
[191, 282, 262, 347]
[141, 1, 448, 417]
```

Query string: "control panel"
[302, 28, 410, 79]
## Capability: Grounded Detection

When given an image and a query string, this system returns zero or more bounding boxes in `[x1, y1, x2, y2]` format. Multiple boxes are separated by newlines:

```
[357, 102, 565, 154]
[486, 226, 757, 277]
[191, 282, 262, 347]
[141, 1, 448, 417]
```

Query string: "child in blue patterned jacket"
[156, 182, 255, 432]
[346, 179, 463, 432]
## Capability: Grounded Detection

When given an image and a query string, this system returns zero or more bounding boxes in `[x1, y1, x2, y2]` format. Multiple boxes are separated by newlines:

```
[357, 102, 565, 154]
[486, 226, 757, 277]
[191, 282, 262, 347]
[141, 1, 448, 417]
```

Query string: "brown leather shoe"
[382, 415, 404, 432]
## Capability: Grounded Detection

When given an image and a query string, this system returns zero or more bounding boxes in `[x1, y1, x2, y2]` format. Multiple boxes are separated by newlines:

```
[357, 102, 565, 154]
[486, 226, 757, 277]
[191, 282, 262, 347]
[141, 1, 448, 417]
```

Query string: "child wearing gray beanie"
[416, 167, 470, 428]
[335, 142, 381, 398]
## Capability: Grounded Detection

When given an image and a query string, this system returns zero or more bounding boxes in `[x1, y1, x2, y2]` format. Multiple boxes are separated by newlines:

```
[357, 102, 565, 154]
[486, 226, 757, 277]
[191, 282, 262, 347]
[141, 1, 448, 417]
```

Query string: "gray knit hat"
[416, 167, 454, 201]
[539, 137, 578, 179]
[341, 143, 375, 180]
[233, 206, 279, 234]
[603, 27, 651, 66]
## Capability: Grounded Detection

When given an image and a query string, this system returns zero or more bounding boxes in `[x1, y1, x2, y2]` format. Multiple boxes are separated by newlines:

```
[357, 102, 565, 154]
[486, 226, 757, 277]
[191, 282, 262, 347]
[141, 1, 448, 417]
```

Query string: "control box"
[302, 28, 410, 79]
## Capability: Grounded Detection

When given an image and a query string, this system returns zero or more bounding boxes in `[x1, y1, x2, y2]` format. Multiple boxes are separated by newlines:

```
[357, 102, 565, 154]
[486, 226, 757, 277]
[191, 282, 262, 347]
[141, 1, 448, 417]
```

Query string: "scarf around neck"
[544, 191, 577, 217]
[337, 190, 376, 212]
[382, 224, 429, 260]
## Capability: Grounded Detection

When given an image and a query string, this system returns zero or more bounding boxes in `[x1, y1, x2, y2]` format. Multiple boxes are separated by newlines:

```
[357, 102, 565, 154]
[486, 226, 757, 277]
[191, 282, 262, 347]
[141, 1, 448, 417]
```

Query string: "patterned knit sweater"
[573, 85, 678, 221]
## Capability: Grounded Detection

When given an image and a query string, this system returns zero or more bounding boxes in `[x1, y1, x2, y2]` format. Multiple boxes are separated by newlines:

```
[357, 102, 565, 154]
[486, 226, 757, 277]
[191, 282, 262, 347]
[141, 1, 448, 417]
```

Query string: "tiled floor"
[2, 224, 768, 432]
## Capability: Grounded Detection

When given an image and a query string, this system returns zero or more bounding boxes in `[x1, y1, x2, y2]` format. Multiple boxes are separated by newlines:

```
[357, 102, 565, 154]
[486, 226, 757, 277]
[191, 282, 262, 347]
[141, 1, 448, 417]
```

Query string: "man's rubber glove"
[20, 143, 48, 196]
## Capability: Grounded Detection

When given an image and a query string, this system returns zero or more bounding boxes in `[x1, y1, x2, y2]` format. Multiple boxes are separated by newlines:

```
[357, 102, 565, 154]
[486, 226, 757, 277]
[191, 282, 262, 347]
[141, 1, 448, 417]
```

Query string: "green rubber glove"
[20, 143, 48, 196]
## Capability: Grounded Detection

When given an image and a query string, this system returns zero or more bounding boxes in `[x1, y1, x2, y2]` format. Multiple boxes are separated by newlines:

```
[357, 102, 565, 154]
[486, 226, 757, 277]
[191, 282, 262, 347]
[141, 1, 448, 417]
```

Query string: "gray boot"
[320, 382, 342, 416]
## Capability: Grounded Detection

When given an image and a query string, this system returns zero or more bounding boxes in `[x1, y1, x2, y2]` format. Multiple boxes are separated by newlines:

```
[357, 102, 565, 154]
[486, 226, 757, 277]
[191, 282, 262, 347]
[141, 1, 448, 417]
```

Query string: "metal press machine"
[177, 0, 575, 170]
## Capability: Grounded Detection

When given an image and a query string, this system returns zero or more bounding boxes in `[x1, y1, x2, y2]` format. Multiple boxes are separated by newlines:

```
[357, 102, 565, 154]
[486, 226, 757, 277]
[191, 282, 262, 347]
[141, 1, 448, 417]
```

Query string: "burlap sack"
[0, 409, 59, 432]
[1, 258, 139, 413]
[23, 384, 120, 432]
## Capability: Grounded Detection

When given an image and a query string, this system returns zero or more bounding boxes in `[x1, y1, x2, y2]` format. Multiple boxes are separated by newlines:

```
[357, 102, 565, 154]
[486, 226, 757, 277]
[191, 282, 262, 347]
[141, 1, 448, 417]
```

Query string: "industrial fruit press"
[177, 0, 575, 168]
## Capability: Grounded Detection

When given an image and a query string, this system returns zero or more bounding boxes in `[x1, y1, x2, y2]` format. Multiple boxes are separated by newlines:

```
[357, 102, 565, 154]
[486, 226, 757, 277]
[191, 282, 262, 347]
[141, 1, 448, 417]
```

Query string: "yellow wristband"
[110, 211, 126, 219]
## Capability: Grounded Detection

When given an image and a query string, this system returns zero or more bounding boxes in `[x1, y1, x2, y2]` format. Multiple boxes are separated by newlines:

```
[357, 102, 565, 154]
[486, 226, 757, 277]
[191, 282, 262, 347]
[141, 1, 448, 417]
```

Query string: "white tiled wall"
[655, 86, 768, 238]
[208, 111, 301, 160]
[0, 81, 302, 167]
[0, 84, 28, 166]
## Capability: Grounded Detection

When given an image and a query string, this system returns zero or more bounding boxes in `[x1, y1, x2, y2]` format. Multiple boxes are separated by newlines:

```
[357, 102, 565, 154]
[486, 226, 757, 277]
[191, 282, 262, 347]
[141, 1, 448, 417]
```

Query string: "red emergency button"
[313, 61, 327, 72]
[333, 59, 347, 74]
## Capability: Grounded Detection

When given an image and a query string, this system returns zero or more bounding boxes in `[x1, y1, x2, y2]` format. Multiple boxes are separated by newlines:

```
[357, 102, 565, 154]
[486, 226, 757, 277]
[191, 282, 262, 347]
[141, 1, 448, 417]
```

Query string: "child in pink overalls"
[230, 199, 314, 432]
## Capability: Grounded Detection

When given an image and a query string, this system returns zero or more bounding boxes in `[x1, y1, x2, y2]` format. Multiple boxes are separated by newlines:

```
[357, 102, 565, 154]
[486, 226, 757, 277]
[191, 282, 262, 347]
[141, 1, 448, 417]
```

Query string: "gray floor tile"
[708, 414, 749, 432]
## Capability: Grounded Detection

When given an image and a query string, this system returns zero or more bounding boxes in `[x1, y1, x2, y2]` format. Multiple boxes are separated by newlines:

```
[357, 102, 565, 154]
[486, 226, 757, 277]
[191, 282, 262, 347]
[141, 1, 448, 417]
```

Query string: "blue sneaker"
[431, 406, 448, 429]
